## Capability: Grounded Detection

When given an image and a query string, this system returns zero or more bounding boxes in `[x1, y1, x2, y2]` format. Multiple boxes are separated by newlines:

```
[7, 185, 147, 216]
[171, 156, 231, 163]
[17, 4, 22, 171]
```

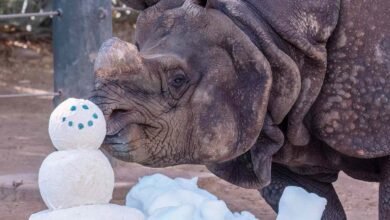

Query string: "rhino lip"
[102, 131, 135, 158]
[103, 135, 128, 145]
[101, 141, 135, 161]
[103, 131, 129, 146]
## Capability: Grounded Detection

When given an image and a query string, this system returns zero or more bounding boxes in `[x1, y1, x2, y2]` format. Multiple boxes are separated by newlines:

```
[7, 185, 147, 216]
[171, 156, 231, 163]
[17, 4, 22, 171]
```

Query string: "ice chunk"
[199, 200, 231, 220]
[148, 205, 195, 220]
[277, 186, 327, 220]
[29, 204, 144, 220]
[48, 98, 106, 151]
[39, 150, 114, 209]
[126, 174, 258, 220]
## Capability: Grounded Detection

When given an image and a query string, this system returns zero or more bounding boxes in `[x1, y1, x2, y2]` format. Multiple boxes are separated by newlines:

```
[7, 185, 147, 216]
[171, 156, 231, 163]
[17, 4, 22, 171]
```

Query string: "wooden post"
[52, 0, 112, 105]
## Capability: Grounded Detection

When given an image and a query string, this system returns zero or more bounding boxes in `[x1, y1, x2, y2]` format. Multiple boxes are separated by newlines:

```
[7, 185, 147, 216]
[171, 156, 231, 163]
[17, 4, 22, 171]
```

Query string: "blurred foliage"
[112, 0, 138, 43]
[0, 0, 52, 41]
[0, 0, 138, 42]
[0, 0, 49, 14]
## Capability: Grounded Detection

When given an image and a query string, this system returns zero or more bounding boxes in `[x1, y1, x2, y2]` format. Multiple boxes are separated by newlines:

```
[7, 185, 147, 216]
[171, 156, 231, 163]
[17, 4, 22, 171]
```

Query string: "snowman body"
[38, 150, 114, 210]
[29, 98, 144, 220]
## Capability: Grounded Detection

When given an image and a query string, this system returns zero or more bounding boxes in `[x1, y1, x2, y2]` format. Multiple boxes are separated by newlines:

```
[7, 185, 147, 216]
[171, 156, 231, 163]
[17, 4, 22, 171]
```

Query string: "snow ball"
[38, 150, 114, 210]
[277, 186, 327, 220]
[48, 98, 106, 151]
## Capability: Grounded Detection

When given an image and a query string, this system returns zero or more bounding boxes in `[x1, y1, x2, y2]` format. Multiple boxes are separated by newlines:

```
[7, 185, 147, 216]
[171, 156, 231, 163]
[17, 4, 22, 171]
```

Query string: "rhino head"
[91, 0, 297, 188]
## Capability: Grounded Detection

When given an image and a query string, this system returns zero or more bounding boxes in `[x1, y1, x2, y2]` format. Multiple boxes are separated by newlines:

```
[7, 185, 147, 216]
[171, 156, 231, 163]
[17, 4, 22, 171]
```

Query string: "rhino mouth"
[102, 124, 132, 155]
[102, 123, 144, 162]
[101, 107, 160, 161]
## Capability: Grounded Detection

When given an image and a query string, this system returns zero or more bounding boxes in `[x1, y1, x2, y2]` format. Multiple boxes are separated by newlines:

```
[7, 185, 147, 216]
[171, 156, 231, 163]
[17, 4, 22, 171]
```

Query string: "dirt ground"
[0, 42, 380, 220]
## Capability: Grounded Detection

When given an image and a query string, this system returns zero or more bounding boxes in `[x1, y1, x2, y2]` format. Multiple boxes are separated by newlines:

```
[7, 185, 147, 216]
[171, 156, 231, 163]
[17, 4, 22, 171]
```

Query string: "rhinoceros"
[91, 0, 389, 219]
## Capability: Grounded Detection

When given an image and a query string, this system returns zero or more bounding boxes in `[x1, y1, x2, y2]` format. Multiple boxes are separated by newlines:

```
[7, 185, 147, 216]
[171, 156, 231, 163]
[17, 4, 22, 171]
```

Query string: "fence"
[0, 0, 134, 104]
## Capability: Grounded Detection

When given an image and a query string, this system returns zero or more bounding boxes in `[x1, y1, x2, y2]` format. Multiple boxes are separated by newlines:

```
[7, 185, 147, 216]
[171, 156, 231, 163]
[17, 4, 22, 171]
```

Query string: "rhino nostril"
[110, 109, 129, 117]
[109, 109, 132, 122]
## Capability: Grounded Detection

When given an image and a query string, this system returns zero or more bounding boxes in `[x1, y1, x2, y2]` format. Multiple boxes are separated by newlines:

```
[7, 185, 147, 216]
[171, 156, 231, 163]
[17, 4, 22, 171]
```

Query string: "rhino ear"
[222, 30, 273, 158]
[207, 0, 301, 128]
[191, 0, 208, 7]
[193, 25, 272, 163]
[121, 0, 160, 10]
[122, 0, 185, 10]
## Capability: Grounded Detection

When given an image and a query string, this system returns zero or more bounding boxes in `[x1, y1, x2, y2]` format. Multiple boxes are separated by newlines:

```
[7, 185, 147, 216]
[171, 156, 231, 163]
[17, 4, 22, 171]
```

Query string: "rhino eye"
[169, 73, 187, 89]
[166, 69, 189, 101]
[172, 76, 186, 87]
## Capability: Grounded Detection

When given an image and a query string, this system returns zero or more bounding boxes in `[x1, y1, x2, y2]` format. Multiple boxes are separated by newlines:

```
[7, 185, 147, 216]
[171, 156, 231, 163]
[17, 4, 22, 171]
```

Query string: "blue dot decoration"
[78, 123, 84, 130]
[70, 106, 77, 111]
[92, 113, 98, 119]
[68, 121, 73, 127]
[62, 117, 66, 122]
[82, 104, 89, 110]
[88, 120, 93, 127]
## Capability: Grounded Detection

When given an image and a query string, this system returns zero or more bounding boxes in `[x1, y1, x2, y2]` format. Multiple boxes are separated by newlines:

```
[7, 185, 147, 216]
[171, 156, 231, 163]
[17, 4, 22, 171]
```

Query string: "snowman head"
[49, 98, 106, 150]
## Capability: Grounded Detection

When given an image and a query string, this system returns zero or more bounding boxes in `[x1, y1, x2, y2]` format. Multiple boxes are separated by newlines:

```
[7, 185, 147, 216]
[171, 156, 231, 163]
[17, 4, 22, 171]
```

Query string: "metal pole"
[0, 11, 60, 20]
[52, 0, 112, 105]
[0, 92, 60, 98]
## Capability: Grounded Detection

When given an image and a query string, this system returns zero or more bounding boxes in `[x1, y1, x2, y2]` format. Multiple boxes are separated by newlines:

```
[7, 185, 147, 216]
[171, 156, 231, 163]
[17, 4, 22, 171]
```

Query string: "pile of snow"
[30, 204, 144, 220]
[126, 174, 258, 220]
[277, 186, 327, 220]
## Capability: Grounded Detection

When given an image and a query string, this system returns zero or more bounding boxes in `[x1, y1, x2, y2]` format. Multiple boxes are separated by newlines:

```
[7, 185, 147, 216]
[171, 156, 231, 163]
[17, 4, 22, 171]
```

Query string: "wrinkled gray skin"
[91, 0, 389, 219]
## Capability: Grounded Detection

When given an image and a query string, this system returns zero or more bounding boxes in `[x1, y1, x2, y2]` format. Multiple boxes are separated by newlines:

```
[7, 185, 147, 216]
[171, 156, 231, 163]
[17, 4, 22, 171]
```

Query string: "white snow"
[48, 98, 106, 151]
[126, 174, 258, 220]
[276, 186, 327, 220]
[38, 150, 114, 210]
[29, 204, 145, 220]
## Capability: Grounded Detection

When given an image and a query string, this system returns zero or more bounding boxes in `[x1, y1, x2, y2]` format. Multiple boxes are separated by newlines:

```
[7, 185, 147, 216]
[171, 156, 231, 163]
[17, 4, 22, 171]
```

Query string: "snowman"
[29, 98, 144, 220]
